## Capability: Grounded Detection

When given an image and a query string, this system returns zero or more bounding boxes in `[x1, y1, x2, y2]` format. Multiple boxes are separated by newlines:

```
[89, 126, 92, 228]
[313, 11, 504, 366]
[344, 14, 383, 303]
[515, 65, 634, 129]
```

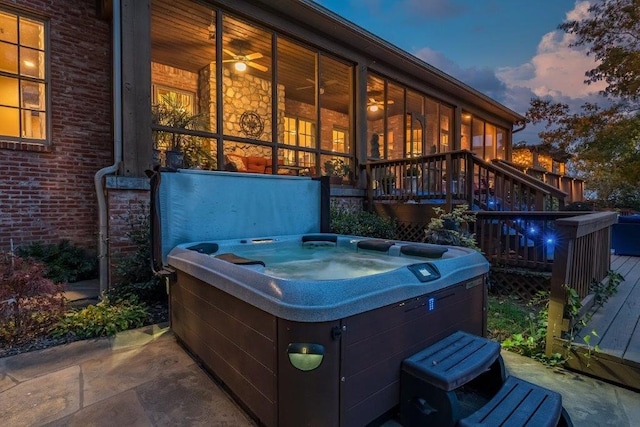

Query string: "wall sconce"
[287, 343, 324, 371]
[234, 61, 247, 72]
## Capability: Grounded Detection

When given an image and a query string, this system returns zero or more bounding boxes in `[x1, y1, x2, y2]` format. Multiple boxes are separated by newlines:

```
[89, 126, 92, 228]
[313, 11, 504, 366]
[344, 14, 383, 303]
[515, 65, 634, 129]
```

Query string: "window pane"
[222, 15, 272, 142]
[406, 90, 423, 157]
[0, 11, 17, 43]
[472, 119, 484, 158]
[283, 116, 296, 145]
[440, 105, 452, 152]
[0, 41, 18, 74]
[496, 127, 506, 160]
[485, 123, 496, 160]
[278, 38, 316, 146]
[386, 82, 404, 160]
[366, 74, 385, 159]
[21, 80, 45, 109]
[22, 109, 45, 139]
[19, 17, 44, 49]
[0, 106, 20, 136]
[20, 47, 44, 78]
[0, 76, 19, 107]
[461, 113, 471, 151]
[319, 55, 352, 154]
[425, 98, 438, 153]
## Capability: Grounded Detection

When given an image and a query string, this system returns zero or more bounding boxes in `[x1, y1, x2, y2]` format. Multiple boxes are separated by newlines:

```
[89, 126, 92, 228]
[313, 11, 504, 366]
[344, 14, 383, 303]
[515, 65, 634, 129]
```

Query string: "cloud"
[414, 47, 508, 101]
[496, 1, 606, 100]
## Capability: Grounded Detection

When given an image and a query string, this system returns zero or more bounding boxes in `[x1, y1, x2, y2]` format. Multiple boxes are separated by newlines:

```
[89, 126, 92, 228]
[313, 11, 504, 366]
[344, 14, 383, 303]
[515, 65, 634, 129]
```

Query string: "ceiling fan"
[368, 97, 394, 111]
[296, 78, 339, 94]
[222, 48, 267, 72]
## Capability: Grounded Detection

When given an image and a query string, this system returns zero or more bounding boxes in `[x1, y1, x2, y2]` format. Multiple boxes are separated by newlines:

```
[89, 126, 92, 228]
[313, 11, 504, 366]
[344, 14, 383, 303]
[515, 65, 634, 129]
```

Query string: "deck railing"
[545, 211, 618, 356]
[473, 211, 590, 271]
[364, 150, 568, 212]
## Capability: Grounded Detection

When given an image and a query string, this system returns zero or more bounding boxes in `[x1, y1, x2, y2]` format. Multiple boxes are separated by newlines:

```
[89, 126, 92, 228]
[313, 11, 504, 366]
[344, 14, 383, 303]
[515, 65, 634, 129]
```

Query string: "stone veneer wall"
[199, 66, 285, 158]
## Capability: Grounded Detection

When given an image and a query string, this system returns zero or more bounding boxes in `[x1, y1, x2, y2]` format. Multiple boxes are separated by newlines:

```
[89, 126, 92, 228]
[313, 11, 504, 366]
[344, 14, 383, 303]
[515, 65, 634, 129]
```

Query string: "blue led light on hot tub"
[428, 297, 435, 311]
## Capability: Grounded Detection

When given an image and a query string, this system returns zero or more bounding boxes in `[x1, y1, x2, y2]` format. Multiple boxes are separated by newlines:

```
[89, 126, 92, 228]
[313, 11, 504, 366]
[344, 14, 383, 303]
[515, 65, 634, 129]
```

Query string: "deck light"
[287, 343, 324, 371]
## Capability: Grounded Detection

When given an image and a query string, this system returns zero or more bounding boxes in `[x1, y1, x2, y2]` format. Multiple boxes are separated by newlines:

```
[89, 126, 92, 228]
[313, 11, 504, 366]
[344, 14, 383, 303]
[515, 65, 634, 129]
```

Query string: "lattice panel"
[489, 268, 551, 302]
[395, 222, 428, 242]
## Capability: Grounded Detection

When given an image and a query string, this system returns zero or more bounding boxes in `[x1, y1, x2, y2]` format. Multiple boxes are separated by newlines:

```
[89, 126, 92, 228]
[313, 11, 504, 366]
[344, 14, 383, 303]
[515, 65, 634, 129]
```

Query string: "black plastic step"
[458, 376, 563, 427]
[402, 330, 502, 391]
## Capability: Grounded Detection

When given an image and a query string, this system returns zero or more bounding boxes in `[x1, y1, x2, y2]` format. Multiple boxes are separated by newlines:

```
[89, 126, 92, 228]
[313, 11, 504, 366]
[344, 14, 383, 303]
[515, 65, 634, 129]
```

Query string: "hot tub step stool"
[399, 330, 573, 427]
[399, 330, 506, 427]
[458, 376, 571, 427]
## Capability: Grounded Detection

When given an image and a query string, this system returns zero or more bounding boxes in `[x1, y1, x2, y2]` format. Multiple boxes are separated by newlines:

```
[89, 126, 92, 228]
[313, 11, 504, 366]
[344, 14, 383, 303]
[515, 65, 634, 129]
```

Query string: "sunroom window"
[0, 8, 47, 142]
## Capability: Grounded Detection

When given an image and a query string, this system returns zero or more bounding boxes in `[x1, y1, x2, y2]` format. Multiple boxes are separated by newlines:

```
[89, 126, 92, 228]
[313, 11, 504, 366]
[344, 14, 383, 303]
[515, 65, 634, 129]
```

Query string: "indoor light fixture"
[287, 343, 324, 371]
[369, 104, 379, 112]
[23, 60, 35, 68]
[234, 61, 247, 72]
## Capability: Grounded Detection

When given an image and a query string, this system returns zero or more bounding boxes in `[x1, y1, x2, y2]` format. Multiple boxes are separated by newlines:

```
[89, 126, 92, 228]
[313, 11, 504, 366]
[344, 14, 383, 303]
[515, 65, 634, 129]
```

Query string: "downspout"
[94, 0, 123, 294]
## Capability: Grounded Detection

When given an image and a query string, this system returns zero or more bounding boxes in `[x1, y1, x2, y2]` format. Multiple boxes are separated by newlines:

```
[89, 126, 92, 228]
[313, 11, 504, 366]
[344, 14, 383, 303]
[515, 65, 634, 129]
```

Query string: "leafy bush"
[16, 240, 97, 283]
[423, 205, 480, 250]
[330, 201, 396, 239]
[110, 202, 165, 307]
[53, 295, 147, 340]
[0, 253, 66, 346]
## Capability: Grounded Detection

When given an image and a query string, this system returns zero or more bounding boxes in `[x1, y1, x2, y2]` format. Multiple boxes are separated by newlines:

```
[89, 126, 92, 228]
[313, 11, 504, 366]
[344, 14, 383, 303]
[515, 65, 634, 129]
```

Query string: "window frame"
[0, 6, 49, 145]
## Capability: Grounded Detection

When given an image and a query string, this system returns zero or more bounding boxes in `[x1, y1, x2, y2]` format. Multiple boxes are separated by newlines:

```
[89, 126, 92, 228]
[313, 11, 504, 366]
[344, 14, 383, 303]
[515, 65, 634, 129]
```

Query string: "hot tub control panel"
[407, 263, 441, 282]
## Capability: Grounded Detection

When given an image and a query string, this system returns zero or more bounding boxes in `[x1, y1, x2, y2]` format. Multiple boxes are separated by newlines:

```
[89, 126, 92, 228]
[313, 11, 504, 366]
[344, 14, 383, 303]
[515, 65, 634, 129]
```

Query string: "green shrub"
[16, 240, 97, 283]
[0, 253, 66, 346]
[330, 201, 396, 239]
[110, 202, 165, 307]
[423, 205, 480, 250]
[53, 295, 147, 340]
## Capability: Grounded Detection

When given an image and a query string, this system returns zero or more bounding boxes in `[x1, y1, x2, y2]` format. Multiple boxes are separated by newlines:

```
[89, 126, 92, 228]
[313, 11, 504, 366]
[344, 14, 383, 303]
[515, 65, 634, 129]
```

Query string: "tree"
[525, 0, 640, 209]
[526, 99, 640, 208]
[560, 0, 640, 104]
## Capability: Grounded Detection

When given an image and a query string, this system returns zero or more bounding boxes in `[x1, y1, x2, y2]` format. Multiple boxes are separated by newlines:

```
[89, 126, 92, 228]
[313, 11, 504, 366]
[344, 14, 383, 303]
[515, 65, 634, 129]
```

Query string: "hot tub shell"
[153, 170, 489, 426]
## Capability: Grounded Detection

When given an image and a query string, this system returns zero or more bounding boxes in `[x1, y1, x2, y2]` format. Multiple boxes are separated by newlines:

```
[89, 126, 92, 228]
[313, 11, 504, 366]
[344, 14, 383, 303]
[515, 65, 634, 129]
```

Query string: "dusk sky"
[314, 0, 608, 145]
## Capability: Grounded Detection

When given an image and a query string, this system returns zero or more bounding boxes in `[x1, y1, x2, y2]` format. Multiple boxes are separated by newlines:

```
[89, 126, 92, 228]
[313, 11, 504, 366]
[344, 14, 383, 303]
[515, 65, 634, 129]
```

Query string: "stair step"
[458, 376, 563, 427]
[402, 330, 502, 391]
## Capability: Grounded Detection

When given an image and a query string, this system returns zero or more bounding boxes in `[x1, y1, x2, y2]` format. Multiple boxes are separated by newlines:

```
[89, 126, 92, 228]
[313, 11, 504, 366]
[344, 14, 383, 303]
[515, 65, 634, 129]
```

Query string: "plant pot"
[329, 176, 343, 185]
[165, 150, 184, 169]
[152, 149, 162, 167]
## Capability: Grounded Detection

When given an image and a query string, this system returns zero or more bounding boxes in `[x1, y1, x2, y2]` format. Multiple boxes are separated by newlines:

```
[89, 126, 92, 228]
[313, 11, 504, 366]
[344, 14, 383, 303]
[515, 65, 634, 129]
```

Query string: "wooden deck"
[558, 254, 640, 390]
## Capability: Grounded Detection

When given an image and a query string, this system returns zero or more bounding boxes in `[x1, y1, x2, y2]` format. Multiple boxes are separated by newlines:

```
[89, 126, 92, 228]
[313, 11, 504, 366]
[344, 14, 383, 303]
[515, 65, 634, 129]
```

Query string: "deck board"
[568, 254, 640, 389]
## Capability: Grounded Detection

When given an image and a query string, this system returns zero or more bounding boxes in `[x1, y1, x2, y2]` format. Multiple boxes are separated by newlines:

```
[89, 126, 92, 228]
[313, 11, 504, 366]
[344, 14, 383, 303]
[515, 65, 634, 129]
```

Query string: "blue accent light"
[428, 297, 435, 311]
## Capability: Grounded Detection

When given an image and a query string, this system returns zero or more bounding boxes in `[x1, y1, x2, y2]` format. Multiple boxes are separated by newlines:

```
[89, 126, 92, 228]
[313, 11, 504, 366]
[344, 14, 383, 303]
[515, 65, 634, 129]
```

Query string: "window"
[0, 8, 47, 142]
[282, 115, 316, 166]
[332, 128, 347, 152]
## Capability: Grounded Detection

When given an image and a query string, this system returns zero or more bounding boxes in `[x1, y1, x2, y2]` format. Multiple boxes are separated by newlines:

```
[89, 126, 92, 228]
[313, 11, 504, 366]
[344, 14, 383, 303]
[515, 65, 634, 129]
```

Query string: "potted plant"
[324, 158, 351, 185]
[152, 94, 209, 169]
[404, 164, 420, 194]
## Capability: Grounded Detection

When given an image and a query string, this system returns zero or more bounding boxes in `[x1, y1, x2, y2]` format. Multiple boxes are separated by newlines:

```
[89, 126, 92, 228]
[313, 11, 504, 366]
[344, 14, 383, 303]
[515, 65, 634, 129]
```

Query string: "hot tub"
[152, 170, 489, 427]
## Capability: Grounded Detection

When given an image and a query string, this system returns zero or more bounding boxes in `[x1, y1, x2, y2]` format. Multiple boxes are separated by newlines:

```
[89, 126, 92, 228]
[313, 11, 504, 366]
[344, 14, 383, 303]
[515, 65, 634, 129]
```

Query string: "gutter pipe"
[94, 0, 123, 294]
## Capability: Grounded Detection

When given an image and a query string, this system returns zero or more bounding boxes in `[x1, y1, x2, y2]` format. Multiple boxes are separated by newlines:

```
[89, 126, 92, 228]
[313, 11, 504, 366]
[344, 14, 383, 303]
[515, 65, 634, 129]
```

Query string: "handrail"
[365, 150, 565, 212]
[545, 211, 618, 356]
[491, 159, 568, 202]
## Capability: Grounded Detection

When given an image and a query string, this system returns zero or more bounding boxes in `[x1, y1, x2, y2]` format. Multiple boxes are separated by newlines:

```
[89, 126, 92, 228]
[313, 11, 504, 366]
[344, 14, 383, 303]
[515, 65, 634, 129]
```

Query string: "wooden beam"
[121, 0, 152, 177]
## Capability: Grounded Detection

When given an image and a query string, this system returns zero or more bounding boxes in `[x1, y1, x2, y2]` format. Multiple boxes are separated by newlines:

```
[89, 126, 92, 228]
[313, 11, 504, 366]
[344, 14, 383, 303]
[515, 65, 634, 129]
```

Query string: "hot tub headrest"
[215, 253, 266, 267]
[400, 245, 448, 259]
[357, 240, 394, 252]
[302, 234, 338, 244]
[186, 242, 219, 255]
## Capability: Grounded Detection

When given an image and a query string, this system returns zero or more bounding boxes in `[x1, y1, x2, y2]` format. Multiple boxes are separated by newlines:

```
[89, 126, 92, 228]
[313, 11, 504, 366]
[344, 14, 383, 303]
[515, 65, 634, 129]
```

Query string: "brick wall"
[0, 0, 112, 252]
[107, 188, 149, 282]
